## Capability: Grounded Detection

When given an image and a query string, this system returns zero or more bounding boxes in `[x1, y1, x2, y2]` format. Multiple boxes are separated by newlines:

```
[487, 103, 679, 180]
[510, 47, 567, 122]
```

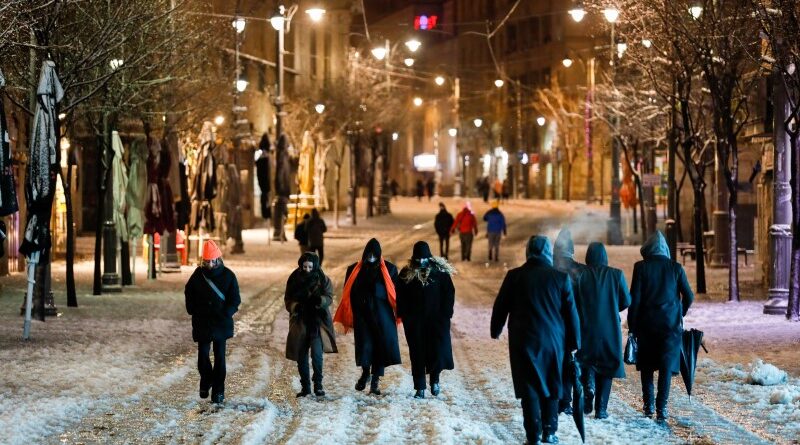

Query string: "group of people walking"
[184, 220, 694, 445]
[436, 201, 506, 262]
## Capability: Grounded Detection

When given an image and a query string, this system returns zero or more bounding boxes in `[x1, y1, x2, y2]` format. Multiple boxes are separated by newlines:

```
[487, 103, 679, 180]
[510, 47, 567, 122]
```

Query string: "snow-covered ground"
[1, 197, 798, 444]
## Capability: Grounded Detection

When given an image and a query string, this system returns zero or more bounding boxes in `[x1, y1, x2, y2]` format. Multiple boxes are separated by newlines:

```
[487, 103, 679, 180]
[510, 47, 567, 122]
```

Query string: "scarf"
[333, 258, 399, 334]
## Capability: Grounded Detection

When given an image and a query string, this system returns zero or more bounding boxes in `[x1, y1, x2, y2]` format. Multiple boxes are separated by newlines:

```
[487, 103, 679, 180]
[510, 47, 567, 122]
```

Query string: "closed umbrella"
[571, 354, 586, 443]
[680, 328, 707, 398]
[126, 138, 147, 284]
[0, 69, 20, 219]
[21, 60, 63, 340]
[111, 131, 128, 285]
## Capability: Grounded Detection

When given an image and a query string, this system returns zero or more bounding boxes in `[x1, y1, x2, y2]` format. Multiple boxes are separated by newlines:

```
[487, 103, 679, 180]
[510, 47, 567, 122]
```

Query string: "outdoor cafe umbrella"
[126, 138, 147, 284]
[21, 60, 63, 340]
[680, 328, 708, 398]
[571, 353, 586, 443]
[0, 69, 19, 219]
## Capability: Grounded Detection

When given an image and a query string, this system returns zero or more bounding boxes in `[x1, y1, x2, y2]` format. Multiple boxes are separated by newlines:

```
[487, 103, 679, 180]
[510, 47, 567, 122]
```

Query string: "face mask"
[419, 258, 429, 267]
[366, 254, 378, 264]
[302, 261, 314, 273]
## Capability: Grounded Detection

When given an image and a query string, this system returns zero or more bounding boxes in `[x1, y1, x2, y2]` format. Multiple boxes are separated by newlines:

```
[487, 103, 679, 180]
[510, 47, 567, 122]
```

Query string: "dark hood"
[526, 235, 554, 266]
[311, 208, 321, 220]
[641, 231, 670, 260]
[298, 251, 321, 270]
[554, 228, 575, 259]
[585, 242, 608, 267]
[362, 238, 382, 261]
[412, 241, 432, 260]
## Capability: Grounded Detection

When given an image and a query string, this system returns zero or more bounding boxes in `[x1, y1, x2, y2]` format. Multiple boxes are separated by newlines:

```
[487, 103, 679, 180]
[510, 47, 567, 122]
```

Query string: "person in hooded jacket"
[553, 228, 586, 415]
[184, 240, 241, 404]
[575, 242, 631, 419]
[294, 213, 310, 255]
[628, 231, 694, 423]
[306, 208, 327, 265]
[396, 241, 456, 399]
[451, 202, 479, 261]
[483, 201, 507, 262]
[434, 203, 455, 259]
[285, 252, 337, 398]
[334, 239, 401, 395]
[491, 236, 581, 445]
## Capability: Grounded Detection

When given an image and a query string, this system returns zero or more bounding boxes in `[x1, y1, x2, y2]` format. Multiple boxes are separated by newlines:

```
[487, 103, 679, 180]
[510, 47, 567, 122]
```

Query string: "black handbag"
[624, 332, 638, 365]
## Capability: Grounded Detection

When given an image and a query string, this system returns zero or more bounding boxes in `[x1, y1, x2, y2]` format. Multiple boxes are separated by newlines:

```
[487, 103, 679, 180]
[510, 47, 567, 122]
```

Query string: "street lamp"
[404, 58, 415, 67]
[473, 118, 483, 128]
[494, 79, 505, 88]
[235, 77, 248, 92]
[448, 128, 458, 137]
[537, 116, 546, 127]
[602, 7, 619, 23]
[405, 39, 421, 52]
[562, 57, 574, 68]
[641, 38, 652, 48]
[435, 75, 446, 86]
[371, 46, 387, 60]
[568, 5, 586, 22]
[413, 97, 423, 107]
[315, 103, 325, 114]
[392, 132, 399, 141]
[689, 1, 703, 19]
[270, 9, 286, 31]
[232, 17, 246, 33]
[109, 58, 124, 70]
[306, 7, 326, 22]
[616, 42, 628, 58]
[214, 115, 225, 126]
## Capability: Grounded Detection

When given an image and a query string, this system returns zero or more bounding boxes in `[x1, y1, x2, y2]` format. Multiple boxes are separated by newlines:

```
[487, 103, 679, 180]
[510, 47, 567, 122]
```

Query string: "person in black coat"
[628, 231, 694, 422]
[184, 241, 241, 404]
[434, 203, 455, 259]
[294, 213, 310, 255]
[344, 238, 401, 395]
[575, 242, 631, 419]
[306, 208, 327, 265]
[415, 179, 425, 201]
[396, 241, 456, 399]
[491, 236, 581, 445]
[284, 252, 337, 398]
[425, 178, 435, 201]
[553, 228, 585, 415]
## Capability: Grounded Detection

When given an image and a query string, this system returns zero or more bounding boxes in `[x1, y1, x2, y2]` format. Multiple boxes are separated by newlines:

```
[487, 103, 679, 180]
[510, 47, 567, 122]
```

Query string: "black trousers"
[459, 233, 473, 261]
[521, 385, 559, 443]
[560, 351, 573, 411]
[438, 235, 450, 259]
[412, 365, 441, 391]
[198, 339, 226, 396]
[308, 244, 324, 265]
[641, 368, 671, 411]
[361, 364, 385, 378]
[582, 368, 613, 414]
[297, 335, 324, 387]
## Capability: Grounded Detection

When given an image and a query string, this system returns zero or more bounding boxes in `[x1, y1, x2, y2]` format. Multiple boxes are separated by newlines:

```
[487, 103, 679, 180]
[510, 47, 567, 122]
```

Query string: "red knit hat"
[202, 240, 222, 261]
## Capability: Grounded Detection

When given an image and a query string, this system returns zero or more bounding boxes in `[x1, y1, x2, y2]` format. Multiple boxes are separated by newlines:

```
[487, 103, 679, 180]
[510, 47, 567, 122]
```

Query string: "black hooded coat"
[628, 232, 694, 374]
[575, 242, 631, 378]
[345, 239, 401, 368]
[396, 242, 456, 373]
[284, 252, 337, 361]
[491, 236, 581, 399]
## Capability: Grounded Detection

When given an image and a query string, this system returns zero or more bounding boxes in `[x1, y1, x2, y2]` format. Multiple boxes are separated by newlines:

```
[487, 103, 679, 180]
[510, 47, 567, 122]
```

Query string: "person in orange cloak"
[334, 238, 401, 395]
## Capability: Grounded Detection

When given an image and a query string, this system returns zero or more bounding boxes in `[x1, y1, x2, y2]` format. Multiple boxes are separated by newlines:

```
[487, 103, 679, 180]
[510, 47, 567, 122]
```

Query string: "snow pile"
[747, 360, 788, 386]
[769, 386, 800, 405]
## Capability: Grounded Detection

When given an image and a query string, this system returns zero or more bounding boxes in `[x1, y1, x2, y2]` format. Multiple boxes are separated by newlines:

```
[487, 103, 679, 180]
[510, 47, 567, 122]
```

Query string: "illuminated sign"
[414, 15, 438, 30]
[414, 154, 438, 171]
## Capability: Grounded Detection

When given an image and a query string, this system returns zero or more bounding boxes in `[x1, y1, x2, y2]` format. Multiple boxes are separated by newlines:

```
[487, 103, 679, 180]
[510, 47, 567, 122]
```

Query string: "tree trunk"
[727, 136, 739, 302]
[565, 161, 572, 202]
[92, 114, 109, 295]
[367, 142, 375, 218]
[693, 184, 707, 294]
[61, 163, 76, 307]
[334, 164, 340, 229]
[788, 128, 800, 320]
[635, 176, 646, 243]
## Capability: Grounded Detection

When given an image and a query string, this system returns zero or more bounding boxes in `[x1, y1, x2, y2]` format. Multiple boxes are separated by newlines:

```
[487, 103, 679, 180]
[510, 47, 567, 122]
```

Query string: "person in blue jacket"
[483, 201, 507, 262]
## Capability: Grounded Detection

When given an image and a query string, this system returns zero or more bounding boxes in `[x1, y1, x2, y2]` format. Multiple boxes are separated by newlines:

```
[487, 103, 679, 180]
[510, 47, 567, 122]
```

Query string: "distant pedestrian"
[575, 242, 631, 419]
[397, 241, 456, 399]
[628, 231, 694, 423]
[426, 178, 435, 201]
[285, 252, 337, 398]
[306, 208, 327, 265]
[184, 240, 241, 404]
[334, 238, 401, 395]
[493, 179, 503, 200]
[390, 179, 400, 200]
[294, 213, 310, 255]
[434, 203, 455, 259]
[450, 202, 478, 261]
[481, 177, 490, 203]
[491, 236, 580, 445]
[416, 179, 425, 201]
[483, 201, 507, 262]
[502, 179, 511, 201]
[553, 228, 586, 415]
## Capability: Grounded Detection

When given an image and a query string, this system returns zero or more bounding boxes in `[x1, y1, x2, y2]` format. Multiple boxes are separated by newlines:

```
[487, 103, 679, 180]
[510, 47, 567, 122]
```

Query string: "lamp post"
[604, 7, 624, 245]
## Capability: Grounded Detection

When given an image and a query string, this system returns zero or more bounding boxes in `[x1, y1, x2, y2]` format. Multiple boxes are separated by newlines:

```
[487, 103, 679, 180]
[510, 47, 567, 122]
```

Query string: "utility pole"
[607, 21, 624, 245]
[515, 81, 524, 199]
[666, 75, 678, 260]
[585, 58, 596, 202]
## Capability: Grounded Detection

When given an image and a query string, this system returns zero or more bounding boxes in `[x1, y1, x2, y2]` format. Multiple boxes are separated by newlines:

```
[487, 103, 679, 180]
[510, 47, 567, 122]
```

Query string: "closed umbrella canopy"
[0, 69, 19, 217]
[571, 355, 586, 443]
[126, 138, 147, 239]
[680, 328, 707, 397]
[111, 131, 128, 242]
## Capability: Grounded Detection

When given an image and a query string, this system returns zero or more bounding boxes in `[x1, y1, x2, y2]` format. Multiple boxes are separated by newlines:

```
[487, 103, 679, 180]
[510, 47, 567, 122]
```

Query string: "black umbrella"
[680, 328, 708, 398]
[570, 354, 586, 443]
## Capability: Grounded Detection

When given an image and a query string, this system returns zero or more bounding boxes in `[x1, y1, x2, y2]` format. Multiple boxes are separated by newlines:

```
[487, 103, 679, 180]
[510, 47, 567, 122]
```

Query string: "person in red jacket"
[450, 201, 479, 261]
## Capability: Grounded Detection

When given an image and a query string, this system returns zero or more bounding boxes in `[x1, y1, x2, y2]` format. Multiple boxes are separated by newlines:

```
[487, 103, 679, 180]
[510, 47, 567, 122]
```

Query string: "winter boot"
[296, 386, 311, 398]
[656, 408, 669, 424]
[414, 389, 425, 399]
[430, 383, 441, 396]
[314, 383, 325, 397]
[199, 388, 210, 399]
[211, 392, 224, 404]
[355, 370, 370, 391]
[369, 377, 381, 395]
[541, 434, 559, 444]
[583, 394, 594, 415]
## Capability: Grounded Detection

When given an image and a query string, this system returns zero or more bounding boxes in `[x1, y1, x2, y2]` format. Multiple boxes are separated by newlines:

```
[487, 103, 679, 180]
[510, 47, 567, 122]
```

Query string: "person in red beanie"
[185, 240, 241, 404]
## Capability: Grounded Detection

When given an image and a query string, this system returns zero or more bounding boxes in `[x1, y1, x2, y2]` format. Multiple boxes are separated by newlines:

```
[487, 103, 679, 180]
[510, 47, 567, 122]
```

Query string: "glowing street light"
[315, 103, 326, 114]
[270, 12, 285, 31]
[392, 132, 399, 141]
[371, 46, 387, 60]
[404, 58, 415, 67]
[568, 7, 586, 23]
[617, 42, 628, 58]
[405, 39, 422, 52]
[435, 76, 445, 86]
[642, 38, 652, 48]
[562, 57, 574, 68]
[305, 8, 326, 22]
[413, 97, 423, 107]
[232, 17, 246, 33]
[689, 2, 703, 19]
[214, 115, 225, 126]
[448, 128, 458, 137]
[494, 79, 505, 88]
[109, 58, 124, 70]
[473, 118, 483, 128]
[235, 77, 249, 92]
[537, 116, 546, 126]
[602, 7, 619, 23]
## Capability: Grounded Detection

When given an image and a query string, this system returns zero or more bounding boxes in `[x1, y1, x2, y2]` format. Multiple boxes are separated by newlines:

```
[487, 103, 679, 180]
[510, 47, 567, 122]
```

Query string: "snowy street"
[2, 198, 799, 444]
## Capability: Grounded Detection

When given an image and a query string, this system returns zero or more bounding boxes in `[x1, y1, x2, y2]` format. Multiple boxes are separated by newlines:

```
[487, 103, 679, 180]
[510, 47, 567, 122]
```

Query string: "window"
[506, 23, 518, 54]
[528, 17, 540, 46]
[310, 29, 318, 79]
[542, 16, 552, 44]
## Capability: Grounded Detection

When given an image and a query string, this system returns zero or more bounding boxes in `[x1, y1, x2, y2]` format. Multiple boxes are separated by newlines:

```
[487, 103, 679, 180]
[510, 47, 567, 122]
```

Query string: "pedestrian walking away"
[306, 208, 327, 265]
[390, 179, 400, 200]
[483, 201, 507, 262]
[491, 236, 581, 445]
[284, 252, 338, 398]
[334, 238, 402, 395]
[451, 202, 478, 261]
[426, 178, 435, 201]
[575, 242, 631, 419]
[434, 203, 455, 259]
[553, 228, 586, 415]
[184, 240, 241, 404]
[396, 241, 456, 399]
[416, 179, 425, 201]
[628, 231, 694, 423]
[294, 213, 310, 255]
